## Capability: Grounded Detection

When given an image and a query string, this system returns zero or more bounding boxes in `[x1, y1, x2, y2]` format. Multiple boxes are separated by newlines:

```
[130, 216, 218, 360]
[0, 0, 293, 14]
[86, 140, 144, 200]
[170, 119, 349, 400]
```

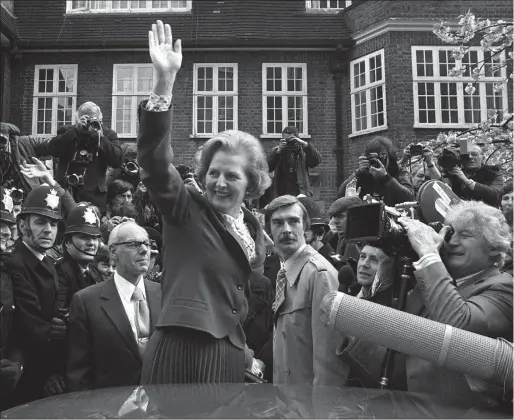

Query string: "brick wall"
[345, 0, 513, 34]
[10, 50, 340, 207]
[341, 28, 514, 181]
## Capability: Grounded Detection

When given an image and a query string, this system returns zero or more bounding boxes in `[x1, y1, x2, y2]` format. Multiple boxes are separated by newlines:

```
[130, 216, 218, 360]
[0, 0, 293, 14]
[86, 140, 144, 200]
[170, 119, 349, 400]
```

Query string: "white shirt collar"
[221, 208, 244, 224]
[282, 243, 307, 270]
[22, 240, 45, 261]
[114, 271, 146, 302]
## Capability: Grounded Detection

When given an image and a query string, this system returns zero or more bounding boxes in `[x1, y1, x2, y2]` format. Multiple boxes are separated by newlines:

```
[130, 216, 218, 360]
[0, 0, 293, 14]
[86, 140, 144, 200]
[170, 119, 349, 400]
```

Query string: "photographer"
[397, 201, 512, 395]
[338, 136, 415, 206]
[106, 144, 140, 190]
[39, 102, 123, 211]
[399, 144, 442, 194]
[265, 126, 322, 202]
[435, 143, 504, 207]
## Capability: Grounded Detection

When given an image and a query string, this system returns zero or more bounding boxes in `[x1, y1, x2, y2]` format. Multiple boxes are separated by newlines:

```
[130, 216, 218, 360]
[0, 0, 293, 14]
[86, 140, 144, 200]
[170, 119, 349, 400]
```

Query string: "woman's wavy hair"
[445, 200, 511, 267]
[364, 136, 400, 177]
[195, 130, 271, 199]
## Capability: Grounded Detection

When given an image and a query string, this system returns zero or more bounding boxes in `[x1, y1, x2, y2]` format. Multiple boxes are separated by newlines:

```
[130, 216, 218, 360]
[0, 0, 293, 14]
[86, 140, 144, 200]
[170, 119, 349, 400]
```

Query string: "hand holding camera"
[398, 217, 451, 258]
[78, 115, 103, 138]
[362, 153, 388, 180]
[49, 317, 67, 340]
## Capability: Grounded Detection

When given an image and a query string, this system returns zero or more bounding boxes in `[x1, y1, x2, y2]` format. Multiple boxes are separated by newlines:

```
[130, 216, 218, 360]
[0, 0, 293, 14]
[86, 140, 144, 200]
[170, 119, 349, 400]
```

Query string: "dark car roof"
[2, 384, 511, 419]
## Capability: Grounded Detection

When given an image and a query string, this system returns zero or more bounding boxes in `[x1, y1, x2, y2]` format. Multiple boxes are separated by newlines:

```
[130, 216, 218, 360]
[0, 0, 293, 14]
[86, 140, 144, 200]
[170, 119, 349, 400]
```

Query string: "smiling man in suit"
[67, 221, 161, 391]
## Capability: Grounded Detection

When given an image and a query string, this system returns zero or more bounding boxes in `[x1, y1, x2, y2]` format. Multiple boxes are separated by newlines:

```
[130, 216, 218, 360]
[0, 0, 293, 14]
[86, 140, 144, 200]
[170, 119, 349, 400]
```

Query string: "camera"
[366, 152, 383, 168]
[66, 134, 99, 187]
[82, 116, 103, 132]
[176, 164, 194, 181]
[437, 139, 472, 174]
[410, 144, 424, 156]
[123, 161, 139, 175]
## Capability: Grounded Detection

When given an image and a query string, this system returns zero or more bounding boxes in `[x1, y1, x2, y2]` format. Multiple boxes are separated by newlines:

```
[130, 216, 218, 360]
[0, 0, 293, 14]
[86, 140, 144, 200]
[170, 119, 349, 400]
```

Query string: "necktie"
[272, 268, 287, 313]
[131, 287, 150, 357]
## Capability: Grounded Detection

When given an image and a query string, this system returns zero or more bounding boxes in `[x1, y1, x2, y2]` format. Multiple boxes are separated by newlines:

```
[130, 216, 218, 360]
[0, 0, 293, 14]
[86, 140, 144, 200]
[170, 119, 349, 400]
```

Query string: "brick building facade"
[2, 0, 512, 209]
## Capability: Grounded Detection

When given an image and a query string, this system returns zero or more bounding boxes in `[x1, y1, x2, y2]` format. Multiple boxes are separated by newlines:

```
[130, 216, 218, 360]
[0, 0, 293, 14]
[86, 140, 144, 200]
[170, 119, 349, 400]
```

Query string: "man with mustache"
[2, 185, 68, 404]
[265, 195, 348, 386]
[55, 205, 102, 310]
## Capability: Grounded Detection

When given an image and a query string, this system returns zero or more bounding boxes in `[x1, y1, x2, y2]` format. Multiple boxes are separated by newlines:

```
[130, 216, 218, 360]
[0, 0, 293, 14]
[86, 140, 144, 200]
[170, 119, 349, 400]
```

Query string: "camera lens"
[67, 174, 80, 186]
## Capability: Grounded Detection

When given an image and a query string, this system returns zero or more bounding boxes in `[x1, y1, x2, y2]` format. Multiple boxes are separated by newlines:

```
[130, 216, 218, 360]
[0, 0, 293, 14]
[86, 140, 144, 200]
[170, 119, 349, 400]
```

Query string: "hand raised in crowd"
[49, 317, 67, 340]
[447, 167, 469, 183]
[43, 374, 66, 397]
[398, 217, 451, 258]
[277, 138, 288, 153]
[422, 145, 434, 165]
[402, 144, 413, 161]
[357, 155, 370, 173]
[149, 20, 182, 97]
[368, 157, 388, 180]
[20, 157, 52, 181]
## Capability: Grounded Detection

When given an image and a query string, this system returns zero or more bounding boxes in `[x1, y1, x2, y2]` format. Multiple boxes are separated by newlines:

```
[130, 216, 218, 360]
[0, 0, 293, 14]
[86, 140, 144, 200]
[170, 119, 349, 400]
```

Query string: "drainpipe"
[330, 47, 348, 186]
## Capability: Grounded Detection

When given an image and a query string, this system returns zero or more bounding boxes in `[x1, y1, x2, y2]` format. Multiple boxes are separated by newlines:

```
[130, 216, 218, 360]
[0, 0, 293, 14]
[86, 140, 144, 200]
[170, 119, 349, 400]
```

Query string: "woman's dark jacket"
[137, 104, 266, 351]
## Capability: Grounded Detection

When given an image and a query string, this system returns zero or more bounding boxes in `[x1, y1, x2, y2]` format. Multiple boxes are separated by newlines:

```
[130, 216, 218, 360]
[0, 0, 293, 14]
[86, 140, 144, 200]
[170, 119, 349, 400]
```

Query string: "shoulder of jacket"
[307, 251, 331, 273]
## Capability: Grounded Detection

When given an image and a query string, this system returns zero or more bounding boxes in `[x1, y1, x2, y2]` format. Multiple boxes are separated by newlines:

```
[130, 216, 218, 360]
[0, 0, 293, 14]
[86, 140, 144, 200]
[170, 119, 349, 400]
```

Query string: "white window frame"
[66, 0, 192, 14]
[112, 63, 156, 138]
[32, 64, 78, 137]
[192, 63, 239, 137]
[412, 46, 509, 128]
[305, 0, 352, 12]
[262, 63, 309, 138]
[349, 49, 387, 137]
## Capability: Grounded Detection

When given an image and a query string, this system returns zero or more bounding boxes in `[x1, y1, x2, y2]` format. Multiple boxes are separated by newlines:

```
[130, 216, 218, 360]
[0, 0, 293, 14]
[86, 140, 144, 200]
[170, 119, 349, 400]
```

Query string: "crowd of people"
[0, 20, 512, 411]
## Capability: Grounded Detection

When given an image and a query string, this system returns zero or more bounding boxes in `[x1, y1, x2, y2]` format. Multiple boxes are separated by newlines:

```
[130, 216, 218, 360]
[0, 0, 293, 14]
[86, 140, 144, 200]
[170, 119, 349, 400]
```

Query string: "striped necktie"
[272, 268, 287, 313]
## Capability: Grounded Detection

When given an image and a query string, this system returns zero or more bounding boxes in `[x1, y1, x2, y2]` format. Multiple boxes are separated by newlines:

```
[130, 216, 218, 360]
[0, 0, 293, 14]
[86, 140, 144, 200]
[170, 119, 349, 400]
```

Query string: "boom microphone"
[337, 265, 355, 294]
[321, 291, 513, 389]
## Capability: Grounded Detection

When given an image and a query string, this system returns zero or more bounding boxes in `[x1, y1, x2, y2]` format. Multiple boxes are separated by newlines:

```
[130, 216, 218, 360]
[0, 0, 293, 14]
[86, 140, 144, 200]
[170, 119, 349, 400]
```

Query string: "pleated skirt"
[140, 326, 246, 384]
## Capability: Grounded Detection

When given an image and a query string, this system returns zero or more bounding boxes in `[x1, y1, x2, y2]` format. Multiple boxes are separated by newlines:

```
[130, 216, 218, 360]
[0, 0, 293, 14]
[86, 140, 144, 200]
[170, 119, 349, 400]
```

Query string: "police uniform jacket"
[55, 251, 96, 310]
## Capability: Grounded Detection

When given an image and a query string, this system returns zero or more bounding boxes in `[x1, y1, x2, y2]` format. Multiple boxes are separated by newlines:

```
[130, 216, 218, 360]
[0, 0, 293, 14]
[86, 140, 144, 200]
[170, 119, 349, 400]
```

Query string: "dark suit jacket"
[67, 277, 161, 391]
[403, 262, 513, 395]
[137, 105, 266, 351]
[55, 252, 96, 309]
[39, 125, 123, 209]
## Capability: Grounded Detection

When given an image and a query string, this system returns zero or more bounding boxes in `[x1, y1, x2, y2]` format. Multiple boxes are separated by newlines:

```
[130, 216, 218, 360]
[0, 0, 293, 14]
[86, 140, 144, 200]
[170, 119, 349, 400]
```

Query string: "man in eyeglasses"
[67, 220, 161, 391]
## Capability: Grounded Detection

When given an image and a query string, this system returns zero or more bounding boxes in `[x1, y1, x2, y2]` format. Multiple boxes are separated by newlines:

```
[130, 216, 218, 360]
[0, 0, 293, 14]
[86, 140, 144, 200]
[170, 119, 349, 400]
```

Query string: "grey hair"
[445, 200, 511, 267]
[77, 101, 103, 121]
[195, 130, 271, 199]
[108, 220, 147, 248]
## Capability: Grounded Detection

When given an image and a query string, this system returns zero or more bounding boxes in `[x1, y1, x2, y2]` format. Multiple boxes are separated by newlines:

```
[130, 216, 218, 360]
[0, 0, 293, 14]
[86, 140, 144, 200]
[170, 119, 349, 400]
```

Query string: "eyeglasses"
[111, 240, 156, 250]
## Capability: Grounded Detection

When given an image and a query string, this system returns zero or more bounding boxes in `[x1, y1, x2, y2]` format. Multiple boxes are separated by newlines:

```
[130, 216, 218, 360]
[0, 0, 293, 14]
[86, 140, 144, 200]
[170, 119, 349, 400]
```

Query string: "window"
[193, 64, 238, 136]
[412, 46, 508, 127]
[112, 64, 155, 138]
[306, 0, 352, 11]
[66, 0, 192, 13]
[32, 65, 78, 136]
[350, 50, 387, 136]
[2, 0, 14, 15]
[262, 64, 308, 137]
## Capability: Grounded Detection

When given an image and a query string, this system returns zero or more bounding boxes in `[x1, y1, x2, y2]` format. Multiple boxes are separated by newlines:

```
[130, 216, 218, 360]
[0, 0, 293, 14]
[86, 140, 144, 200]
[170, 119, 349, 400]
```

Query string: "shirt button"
[232, 308, 237, 314]
[281, 331, 286, 339]
[237, 285, 243, 290]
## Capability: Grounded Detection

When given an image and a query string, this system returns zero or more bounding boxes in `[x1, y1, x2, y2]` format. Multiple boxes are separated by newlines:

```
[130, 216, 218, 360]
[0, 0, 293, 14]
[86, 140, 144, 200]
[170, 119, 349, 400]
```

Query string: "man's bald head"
[108, 220, 148, 247]
[77, 101, 103, 121]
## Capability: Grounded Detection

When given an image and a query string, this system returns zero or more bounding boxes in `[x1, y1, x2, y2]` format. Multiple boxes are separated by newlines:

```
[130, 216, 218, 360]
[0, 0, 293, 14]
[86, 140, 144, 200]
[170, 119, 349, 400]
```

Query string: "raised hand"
[20, 157, 52, 181]
[149, 20, 182, 78]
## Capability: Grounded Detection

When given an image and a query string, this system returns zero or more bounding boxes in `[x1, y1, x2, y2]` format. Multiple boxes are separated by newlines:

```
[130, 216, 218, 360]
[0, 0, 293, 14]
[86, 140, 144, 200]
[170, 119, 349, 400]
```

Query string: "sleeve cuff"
[146, 92, 172, 112]
[413, 253, 442, 271]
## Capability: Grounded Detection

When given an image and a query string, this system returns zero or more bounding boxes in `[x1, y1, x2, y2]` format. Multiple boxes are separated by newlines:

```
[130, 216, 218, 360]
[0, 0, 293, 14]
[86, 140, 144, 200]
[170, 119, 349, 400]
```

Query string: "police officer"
[0, 188, 24, 411]
[56, 204, 101, 310]
[2, 185, 67, 404]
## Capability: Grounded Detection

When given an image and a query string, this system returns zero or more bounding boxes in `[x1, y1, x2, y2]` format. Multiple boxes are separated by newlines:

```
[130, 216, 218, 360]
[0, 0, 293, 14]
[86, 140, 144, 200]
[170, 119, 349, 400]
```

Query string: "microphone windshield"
[338, 265, 355, 293]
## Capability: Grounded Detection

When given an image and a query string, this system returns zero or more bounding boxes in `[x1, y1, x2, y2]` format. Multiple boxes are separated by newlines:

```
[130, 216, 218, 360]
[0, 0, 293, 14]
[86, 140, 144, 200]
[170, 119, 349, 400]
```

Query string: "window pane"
[36, 97, 53, 134]
[218, 67, 234, 92]
[353, 61, 366, 89]
[463, 83, 481, 124]
[287, 96, 303, 133]
[266, 67, 282, 92]
[439, 50, 455, 77]
[90, 0, 108, 9]
[353, 91, 367, 132]
[196, 96, 213, 134]
[462, 50, 478, 78]
[417, 82, 436, 124]
[137, 67, 153, 92]
[286, 67, 303, 92]
[197, 67, 213, 92]
[57, 97, 74, 128]
[369, 54, 382, 83]
[485, 83, 504, 119]
[58, 68, 75, 93]
[171, 0, 188, 8]
[38, 68, 54, 93]
[115, 96, 133, 135]
[116, 68, 134, 93]
[440, 82, 458, 123]
[266, 96, 282, 134]
[483, 51, 503, 77]
[415, 50, 434, 77]
[218, 96, 234, 132]
[370, 86, 384, 128]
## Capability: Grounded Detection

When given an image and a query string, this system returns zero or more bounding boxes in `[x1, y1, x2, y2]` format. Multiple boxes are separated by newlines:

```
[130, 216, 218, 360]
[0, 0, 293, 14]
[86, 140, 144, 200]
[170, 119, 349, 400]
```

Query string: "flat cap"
[327, 196, 362, 217]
